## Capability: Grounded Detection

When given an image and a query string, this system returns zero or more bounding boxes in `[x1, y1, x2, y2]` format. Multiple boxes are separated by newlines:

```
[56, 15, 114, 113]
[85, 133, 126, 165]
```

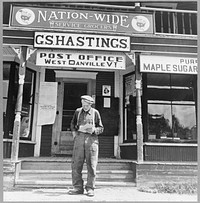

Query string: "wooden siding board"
[95, 72, 115, 158]
[3, 37, 34, 46]
[96, 72, 114, 96]
[3, 29, 197, 54]
[40, 125, 53, 156]
[130, 44, 197, 53]
[130, 36, 197, 46]
[99, 136, 114, 158]
[3, 142, 34, 158]
[144, 146, 197, 161]
[3, 29, 34, 37]
[120, 145, 137, 160]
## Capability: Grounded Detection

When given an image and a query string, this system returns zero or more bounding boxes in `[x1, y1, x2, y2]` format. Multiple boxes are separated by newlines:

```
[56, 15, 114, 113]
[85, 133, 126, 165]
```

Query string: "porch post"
[135, 52, 144, 163]
[11, 46, 28, 162]
[126, 52, 144, 162]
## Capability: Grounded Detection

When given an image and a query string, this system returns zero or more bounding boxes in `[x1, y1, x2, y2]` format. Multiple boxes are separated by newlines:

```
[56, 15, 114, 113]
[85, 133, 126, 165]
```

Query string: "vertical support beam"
[188, 13, 192, 34]
[160, 11, 164, 33]
[182, 13, 185, 34]
[115, 70, 123, 158]
[11, 46, 28, 162]
[126, 52, 143, 163]
[135, 52, 143, 163]
[167, 12, 171, 33]
[173, 12, 178, 34]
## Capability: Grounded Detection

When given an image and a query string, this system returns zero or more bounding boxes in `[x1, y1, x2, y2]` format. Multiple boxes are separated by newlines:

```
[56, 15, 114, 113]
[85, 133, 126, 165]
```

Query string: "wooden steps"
[14, 158, 137, 188]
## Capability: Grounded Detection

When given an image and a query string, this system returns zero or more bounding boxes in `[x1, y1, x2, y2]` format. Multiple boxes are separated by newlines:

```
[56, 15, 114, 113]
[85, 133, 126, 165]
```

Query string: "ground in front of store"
[3, 186, 197, 202]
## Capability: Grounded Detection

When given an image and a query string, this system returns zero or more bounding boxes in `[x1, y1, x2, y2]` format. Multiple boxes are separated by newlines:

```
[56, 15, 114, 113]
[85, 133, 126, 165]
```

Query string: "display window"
[123, 72, 137, 142]
[144, 73, 197, 142]
[3, 62, 36, 140]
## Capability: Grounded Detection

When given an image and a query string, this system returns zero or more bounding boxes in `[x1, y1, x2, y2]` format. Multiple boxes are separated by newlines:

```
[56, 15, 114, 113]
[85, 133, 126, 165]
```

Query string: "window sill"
[3, 138, 36, 144]
[147, 139, 197, 144]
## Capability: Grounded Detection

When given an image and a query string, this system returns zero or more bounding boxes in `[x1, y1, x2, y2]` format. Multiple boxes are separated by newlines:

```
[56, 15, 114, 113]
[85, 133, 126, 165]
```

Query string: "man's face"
[81, 99, 92, 111]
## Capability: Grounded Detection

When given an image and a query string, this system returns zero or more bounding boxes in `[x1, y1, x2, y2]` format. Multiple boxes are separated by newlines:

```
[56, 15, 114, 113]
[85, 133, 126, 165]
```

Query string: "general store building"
[3, 1, 197, 162]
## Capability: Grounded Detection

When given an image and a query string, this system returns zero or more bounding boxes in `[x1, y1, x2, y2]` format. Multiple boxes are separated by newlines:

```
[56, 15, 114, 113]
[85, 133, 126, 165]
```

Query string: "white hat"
[81, 95, 94, 104]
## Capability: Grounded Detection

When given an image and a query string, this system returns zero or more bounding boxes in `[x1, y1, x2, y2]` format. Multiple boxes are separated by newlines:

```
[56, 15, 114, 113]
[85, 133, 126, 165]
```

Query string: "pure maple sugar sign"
[140, 55, 198, 74]
[10, 6, 154, 34]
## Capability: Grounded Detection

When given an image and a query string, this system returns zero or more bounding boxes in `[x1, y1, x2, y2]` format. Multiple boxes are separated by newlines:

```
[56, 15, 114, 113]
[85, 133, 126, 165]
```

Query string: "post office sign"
[36, 49, 126, 70]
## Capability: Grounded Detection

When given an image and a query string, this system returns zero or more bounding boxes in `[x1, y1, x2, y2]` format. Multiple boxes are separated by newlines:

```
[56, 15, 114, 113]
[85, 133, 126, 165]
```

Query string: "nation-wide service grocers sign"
[34, 32, 130, 52]
[10, 6, 154, 34]
[140, 55, 197, 74]
[36, 50, 126, 70]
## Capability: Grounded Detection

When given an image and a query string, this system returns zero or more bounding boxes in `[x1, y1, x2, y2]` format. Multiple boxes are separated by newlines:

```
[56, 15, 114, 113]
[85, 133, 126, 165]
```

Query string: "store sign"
[140, 55, 197, 74]
[37, 82, 57, 125]
[10, 6, 154, 34]
[36, 49, 126, 70]
[34, 32, 130, 52]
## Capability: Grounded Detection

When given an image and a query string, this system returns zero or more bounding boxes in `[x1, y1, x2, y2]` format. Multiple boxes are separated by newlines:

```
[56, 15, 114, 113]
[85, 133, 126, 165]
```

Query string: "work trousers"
[71, 132, 99, 191]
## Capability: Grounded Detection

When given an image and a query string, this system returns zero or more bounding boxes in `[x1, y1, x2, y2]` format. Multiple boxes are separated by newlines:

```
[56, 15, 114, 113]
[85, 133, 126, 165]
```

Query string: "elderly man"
[69, 95, 104, 197]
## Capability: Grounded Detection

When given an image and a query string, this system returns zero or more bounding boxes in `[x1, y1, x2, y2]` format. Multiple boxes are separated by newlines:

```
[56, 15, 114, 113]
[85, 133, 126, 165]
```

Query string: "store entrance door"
[52, 80, 88, 155]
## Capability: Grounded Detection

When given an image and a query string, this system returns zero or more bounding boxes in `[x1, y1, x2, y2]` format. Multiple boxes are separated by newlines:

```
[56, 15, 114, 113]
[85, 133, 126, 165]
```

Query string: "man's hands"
[72, 131, 77, 140]
[86, 126, 96, 134]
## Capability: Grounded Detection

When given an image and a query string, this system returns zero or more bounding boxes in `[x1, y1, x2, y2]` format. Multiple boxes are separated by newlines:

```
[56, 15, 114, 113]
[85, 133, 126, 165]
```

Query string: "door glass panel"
[62, 83, 87, 131]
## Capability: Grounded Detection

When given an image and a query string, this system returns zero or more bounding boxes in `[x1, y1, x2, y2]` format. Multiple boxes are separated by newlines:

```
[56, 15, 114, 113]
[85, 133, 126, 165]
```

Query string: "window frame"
[143, 72, 197, 143]
[3, 62, 36, 141]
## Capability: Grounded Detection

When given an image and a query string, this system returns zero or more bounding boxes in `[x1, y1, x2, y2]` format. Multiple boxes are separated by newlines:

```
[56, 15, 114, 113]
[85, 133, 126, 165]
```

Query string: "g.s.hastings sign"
[34, 32, 130, 52]
[10, 6, 154, 34]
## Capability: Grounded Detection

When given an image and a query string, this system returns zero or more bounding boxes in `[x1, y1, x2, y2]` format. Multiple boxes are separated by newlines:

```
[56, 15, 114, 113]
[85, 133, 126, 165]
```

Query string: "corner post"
[11, 46, 28, 162]
[135, 52, 144, 163]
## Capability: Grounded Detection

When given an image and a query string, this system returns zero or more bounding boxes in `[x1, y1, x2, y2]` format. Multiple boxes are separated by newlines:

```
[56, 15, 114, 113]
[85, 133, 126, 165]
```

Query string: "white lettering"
[38, 10, 47, 22]
[57, 11, 66, 19]
[48, 11, 58, 21]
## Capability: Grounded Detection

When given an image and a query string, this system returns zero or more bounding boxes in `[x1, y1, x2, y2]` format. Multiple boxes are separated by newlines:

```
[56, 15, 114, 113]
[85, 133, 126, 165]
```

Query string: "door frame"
[51, 71, 97, 155]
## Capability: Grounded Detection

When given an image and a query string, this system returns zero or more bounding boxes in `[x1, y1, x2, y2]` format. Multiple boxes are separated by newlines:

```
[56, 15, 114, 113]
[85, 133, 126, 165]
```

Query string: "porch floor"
[5, 156, 197, 165]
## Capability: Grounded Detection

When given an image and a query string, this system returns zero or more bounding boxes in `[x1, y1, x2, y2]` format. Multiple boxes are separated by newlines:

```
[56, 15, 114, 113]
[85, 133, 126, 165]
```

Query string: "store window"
[145, 73, 197, 142]
[3, 62, 36, 140]
[3, 63, 18, 137]
[20, 68, 36, 139]
[123, 72, 137, 142]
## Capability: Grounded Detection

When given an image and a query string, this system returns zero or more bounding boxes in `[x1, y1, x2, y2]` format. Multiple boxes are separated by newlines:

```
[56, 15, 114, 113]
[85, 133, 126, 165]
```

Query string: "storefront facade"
[3, 2, 197, 161]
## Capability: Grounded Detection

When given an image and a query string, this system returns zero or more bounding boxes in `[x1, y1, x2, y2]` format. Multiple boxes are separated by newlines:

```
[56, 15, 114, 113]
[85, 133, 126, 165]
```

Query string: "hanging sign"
[36, 49, 126, 70]
[34, 32, 130, 52]
[10, 6, 154, 34]
[37, 82, 58, 125]
[140, 55, 198, 74]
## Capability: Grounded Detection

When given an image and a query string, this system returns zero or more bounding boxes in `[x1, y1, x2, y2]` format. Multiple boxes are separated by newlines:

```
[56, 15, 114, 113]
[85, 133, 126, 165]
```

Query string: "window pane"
[172, 105, 196, 140]
[126, 95, 136, 140]
[147, 88, 171, 102]
[123, 73, 136, 142]
[20, 68, 35, 138]
[171, 74, 194, 87]
[147, 73, 170, 87]
[148, 104, 172, 139]
[171, 74, 196, 102]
